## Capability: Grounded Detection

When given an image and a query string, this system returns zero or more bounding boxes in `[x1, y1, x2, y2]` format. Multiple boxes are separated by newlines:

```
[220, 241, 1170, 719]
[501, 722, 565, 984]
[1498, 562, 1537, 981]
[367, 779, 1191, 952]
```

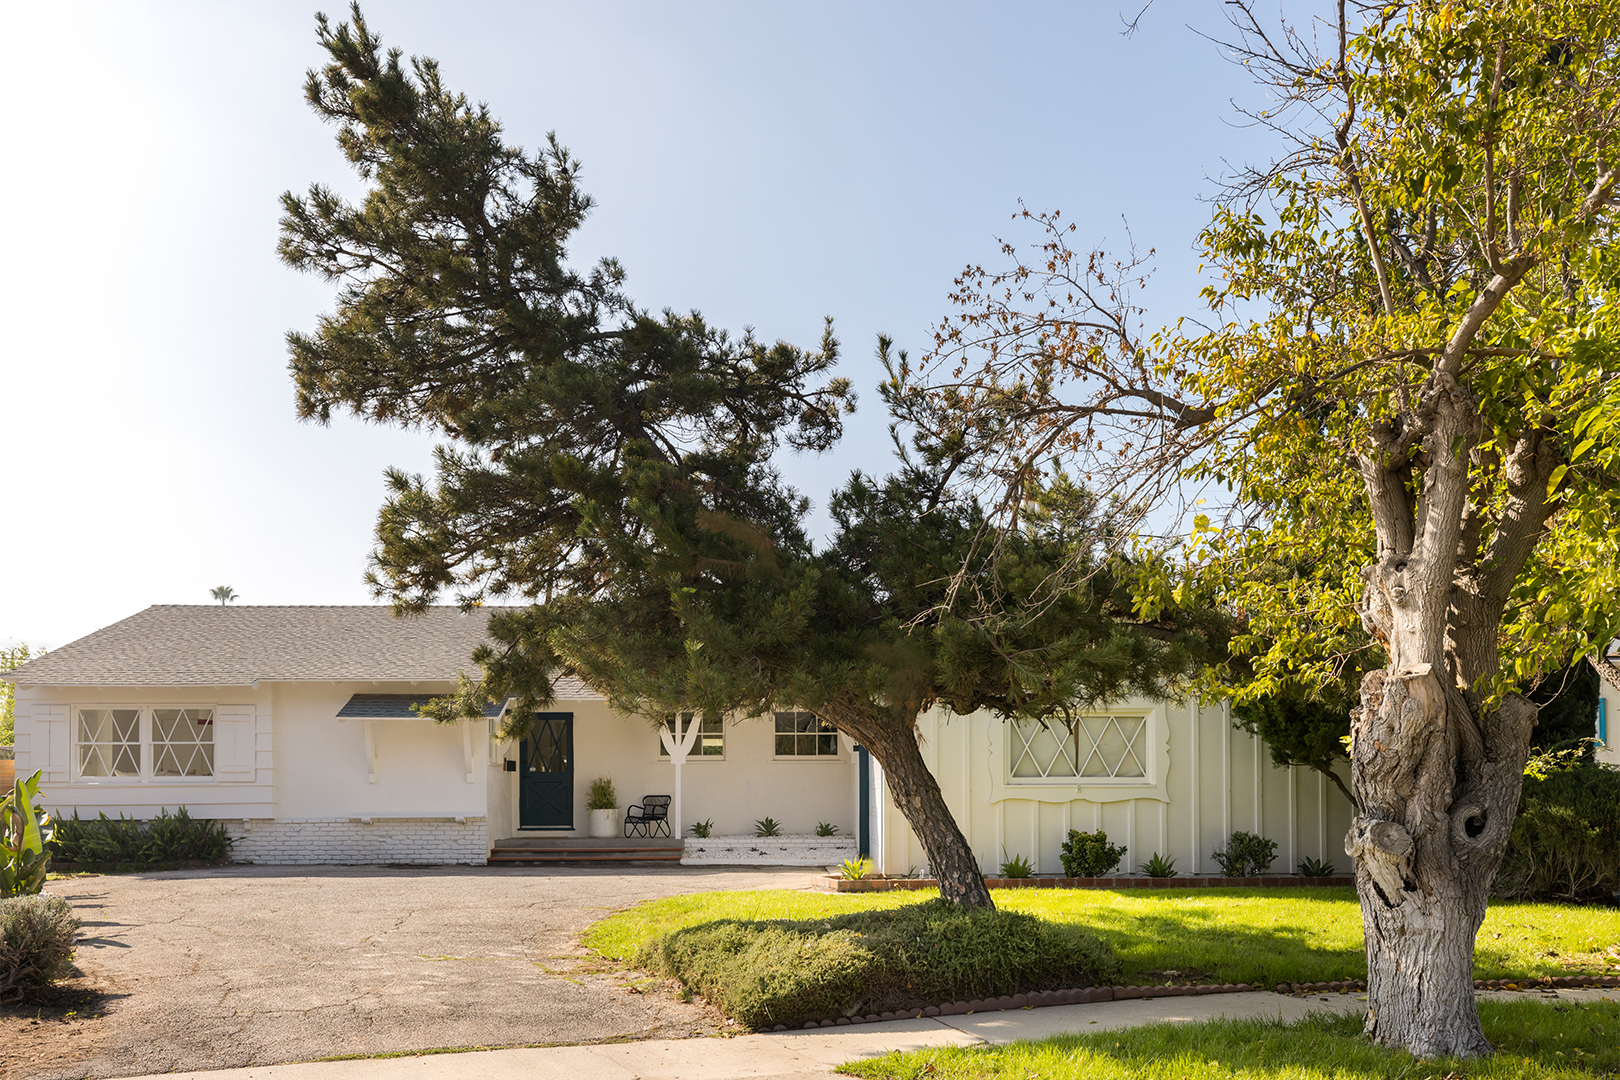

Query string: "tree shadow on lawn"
[999, 890, 1366, 987]
[1086, 909, 1365, 986]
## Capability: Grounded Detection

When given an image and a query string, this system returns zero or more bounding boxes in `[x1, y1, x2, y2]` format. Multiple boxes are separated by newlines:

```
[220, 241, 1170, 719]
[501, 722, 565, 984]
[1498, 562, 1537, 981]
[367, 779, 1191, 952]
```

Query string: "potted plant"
[586, 776, 619, 838]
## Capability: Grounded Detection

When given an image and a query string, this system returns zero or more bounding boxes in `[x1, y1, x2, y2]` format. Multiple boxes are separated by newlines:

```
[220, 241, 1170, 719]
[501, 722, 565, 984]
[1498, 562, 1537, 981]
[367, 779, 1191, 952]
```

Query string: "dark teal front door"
[519, 713, 574, 829]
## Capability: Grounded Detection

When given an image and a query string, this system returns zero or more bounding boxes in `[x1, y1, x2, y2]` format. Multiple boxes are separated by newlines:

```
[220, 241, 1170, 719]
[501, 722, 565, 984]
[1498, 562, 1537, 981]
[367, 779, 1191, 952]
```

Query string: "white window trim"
[985, 704, 1171, 805]
[72, 704, 221, 784]
[770, 710, 846, 762]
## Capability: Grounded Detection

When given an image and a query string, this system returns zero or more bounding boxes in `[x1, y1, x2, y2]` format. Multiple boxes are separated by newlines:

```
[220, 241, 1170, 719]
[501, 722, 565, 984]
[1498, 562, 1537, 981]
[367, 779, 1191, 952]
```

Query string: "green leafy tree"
[907, 0, 1620, 1057]
[278, 7, 1223, 907]
[209, 586, 238, 605]
[0, 646, 42, 748]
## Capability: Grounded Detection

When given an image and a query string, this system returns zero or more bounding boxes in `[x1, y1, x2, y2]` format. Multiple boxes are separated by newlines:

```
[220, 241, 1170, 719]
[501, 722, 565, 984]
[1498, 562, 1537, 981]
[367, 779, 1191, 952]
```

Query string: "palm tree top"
[209, 585, 238, 606]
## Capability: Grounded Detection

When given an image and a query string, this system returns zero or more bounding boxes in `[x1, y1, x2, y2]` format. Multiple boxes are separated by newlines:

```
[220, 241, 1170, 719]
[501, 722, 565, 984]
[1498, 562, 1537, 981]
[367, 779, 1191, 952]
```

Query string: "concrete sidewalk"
[116, 985, 1620, 1080]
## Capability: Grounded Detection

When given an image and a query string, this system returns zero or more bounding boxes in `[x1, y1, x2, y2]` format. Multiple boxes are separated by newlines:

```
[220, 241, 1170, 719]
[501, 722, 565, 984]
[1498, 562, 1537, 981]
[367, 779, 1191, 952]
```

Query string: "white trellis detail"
[1010, 714, 1148, 779]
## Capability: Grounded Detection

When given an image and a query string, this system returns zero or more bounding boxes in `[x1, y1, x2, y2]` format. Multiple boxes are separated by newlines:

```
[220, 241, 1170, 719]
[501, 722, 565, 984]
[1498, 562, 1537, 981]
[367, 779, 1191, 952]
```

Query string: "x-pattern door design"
[519, 713, 574, 829]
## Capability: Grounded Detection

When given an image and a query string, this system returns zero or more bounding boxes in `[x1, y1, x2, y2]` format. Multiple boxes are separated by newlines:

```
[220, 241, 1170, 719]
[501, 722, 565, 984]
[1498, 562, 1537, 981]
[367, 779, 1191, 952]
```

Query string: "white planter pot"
[588, 808, 620, 838]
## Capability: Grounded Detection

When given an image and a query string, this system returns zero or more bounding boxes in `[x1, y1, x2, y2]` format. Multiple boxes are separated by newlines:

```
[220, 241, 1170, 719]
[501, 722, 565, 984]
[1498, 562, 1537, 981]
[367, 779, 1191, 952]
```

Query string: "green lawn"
[838, 999, 1620, 1080]
[585, 888, 1620, 987]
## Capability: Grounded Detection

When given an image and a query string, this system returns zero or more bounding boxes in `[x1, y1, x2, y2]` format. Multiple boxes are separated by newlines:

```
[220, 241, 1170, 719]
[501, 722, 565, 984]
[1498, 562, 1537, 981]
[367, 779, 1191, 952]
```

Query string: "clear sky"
[0, 0, 1281, 649]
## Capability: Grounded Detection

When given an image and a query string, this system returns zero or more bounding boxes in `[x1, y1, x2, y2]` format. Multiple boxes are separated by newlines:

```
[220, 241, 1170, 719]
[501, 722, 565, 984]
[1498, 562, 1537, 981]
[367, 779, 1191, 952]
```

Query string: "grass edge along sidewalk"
[586, 887, 1620, 1029]
[837, 999, 1620, 1080]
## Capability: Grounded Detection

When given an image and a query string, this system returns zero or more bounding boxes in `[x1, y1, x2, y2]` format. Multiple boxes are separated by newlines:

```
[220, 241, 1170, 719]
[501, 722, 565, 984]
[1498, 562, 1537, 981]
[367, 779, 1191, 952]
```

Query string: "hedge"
[639, 898, 1119, 1029]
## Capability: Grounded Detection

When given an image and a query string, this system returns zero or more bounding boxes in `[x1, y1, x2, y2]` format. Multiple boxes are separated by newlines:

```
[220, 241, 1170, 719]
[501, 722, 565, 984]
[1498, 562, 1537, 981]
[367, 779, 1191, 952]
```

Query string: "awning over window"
[337, 694, 509, 719]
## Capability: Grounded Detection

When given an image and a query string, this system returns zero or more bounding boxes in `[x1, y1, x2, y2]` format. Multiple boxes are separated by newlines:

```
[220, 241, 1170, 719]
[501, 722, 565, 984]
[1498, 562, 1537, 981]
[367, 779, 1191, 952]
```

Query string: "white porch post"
[658, 715, 703, 837]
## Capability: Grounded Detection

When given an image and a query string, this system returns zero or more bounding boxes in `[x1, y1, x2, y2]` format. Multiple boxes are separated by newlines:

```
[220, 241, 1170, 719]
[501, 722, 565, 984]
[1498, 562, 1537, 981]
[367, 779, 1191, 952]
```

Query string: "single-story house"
[5, 604, 1357, 874]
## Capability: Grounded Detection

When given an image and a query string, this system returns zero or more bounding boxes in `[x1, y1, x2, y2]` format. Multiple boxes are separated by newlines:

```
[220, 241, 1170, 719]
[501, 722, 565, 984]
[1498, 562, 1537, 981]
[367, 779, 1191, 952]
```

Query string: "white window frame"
[1007, 713, 1151, 784]
[986, 706, 1167, 807]
[655, 712, 726, 761]
[771, 710, 844, 761]
[73, 705, 219, 783]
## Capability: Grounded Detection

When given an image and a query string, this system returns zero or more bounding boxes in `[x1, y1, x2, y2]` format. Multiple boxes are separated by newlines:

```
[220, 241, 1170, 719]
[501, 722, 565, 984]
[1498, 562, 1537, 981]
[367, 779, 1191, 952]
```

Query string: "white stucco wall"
[870, 698, 1355, 879]
[269, 681, 486, 819]
[489, 700, 860, 840]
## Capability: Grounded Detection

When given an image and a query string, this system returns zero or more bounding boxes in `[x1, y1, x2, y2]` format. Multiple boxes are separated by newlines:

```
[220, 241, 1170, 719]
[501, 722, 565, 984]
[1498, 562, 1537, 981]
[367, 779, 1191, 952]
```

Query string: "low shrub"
[1060, 830, 1125, 877]
[0, 895, 80, 1001]
[640, 899, 1119, 1029]
[51, 807, 233, 869]
[1212, 831, 1278, 877]
[1497, 764, 1620, 901]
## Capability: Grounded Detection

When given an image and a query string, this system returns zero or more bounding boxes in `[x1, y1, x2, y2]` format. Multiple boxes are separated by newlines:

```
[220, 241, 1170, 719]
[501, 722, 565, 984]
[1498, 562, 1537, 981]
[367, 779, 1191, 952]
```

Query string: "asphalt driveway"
[20, 864, 824, 1079]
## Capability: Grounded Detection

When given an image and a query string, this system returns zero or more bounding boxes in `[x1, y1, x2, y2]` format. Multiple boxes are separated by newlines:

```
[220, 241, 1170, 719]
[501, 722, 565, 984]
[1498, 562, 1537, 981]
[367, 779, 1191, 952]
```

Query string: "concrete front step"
[487, 835, 685, 865]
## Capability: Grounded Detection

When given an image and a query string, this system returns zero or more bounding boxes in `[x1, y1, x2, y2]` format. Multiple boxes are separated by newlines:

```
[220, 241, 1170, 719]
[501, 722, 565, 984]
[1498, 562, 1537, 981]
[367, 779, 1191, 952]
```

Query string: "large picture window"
[774, 711, 840, 757]
[658, 713, 724, 757]
[1010, 714, 1148, 780]
[76, 706, 215, 779]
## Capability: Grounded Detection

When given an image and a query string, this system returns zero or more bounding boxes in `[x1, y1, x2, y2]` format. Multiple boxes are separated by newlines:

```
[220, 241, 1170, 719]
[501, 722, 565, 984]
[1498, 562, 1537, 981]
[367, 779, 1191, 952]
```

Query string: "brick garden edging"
[769, 981, 1262, 1030]
[819, 874, 1354, 892]
[767, 974, 1620, 1030]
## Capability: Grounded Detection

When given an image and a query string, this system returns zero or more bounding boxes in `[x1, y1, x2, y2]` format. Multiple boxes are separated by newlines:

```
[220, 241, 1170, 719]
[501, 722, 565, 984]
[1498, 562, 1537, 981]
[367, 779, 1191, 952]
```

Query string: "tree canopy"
[280, 5, 1225, 909]
[903, 0, 1620, 1058]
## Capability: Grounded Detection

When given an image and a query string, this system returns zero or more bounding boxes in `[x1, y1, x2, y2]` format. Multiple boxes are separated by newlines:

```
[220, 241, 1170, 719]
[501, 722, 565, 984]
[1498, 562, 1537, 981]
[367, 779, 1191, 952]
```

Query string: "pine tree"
[280, 7, 1223, 906]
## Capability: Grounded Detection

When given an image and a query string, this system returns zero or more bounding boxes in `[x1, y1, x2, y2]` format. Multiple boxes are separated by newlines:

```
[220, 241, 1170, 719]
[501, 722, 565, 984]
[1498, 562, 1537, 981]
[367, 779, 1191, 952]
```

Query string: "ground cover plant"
[636, 898, 1117, 1029]
[838, 999, 1620, 1080]
[588, 889, 1620, 992]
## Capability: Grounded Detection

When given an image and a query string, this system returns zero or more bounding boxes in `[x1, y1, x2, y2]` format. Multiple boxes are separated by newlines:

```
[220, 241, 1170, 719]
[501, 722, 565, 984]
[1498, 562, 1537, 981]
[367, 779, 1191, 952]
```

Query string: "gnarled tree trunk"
[825, 706, 994, 909]
[1350, 385, 1550, 1058]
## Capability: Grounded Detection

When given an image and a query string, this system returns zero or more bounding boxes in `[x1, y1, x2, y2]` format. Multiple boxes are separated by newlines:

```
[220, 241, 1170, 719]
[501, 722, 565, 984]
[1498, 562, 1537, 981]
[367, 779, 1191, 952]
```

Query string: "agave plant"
[2, 770, 54, 897]
[839, 856, 871, 880]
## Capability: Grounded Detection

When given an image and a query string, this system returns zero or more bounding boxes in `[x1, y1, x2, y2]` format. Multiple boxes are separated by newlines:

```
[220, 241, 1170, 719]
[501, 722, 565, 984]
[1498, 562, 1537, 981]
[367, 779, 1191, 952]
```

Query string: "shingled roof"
[1, 605, 597, 696]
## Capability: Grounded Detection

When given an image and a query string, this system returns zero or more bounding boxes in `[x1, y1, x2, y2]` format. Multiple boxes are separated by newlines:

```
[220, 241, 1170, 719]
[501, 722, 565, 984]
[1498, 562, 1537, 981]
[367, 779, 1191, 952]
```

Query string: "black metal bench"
[623, 795, 673, 838]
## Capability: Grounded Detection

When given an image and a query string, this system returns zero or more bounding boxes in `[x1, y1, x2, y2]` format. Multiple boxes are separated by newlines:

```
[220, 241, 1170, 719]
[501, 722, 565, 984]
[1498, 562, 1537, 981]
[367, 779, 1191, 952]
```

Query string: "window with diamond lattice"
[78, 709, 141, 777]
[1009, 714, 1149, 780]
[153, 708, 214, 777]
[774, 711, 839, 757]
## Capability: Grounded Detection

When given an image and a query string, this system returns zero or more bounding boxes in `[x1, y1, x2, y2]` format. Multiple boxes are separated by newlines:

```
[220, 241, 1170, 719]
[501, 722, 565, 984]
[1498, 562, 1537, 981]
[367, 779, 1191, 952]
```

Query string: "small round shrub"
[0, 894, 81, 1001]
[1060, 829, 1126, 877]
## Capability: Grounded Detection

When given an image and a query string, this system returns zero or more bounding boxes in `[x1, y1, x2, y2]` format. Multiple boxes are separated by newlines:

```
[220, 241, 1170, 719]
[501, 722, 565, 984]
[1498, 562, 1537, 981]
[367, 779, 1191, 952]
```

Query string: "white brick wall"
[682, 834, 857, 866]
[231, 817, 488, 865]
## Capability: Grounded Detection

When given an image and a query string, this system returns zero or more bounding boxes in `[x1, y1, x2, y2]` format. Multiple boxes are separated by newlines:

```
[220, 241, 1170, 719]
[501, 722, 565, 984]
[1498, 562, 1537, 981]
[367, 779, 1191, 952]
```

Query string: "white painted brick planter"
[231, 817, 488, 866]
[682, 834, 858, 866]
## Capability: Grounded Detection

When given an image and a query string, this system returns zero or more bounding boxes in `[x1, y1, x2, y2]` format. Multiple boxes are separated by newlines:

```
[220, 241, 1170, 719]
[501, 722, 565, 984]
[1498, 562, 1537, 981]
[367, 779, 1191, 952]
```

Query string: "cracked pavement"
[29, 864, 822, 1079]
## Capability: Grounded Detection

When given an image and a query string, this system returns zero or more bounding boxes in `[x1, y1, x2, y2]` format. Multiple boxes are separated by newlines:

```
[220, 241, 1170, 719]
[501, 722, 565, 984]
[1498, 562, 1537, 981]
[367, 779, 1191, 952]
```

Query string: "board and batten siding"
[868, 697, 1354, 878]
